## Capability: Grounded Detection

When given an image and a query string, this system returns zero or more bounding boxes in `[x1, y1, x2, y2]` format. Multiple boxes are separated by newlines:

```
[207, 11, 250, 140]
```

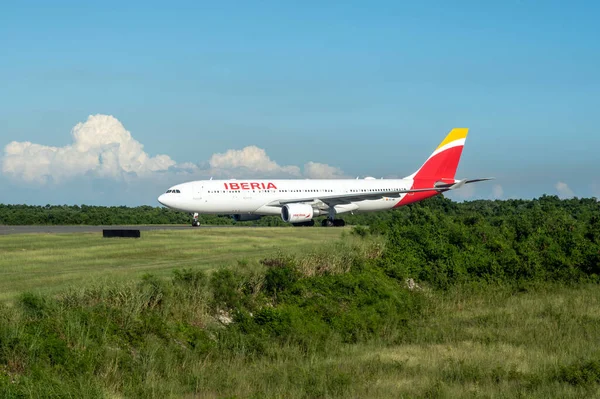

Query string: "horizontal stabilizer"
[464, 178, 495, 184]
[434, 177, 494, 190]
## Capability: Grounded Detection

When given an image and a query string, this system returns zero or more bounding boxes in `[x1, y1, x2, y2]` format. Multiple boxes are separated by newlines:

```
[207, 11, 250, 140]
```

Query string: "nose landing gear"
[191, 213, 200, 227]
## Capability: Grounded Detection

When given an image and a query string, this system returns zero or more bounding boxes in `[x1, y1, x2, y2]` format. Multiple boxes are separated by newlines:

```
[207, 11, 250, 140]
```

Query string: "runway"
[0, 225, 231, 235]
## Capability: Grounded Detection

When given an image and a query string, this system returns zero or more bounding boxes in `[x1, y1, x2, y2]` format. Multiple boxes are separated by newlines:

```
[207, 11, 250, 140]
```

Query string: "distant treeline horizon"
[0, 195, 598, 226]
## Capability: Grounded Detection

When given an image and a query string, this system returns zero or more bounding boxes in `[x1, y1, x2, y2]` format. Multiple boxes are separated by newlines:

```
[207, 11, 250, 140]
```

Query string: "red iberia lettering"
[223, 182, 278, 190]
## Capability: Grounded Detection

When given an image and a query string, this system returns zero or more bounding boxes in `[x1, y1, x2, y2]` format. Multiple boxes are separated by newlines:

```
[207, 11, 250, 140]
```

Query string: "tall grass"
[0, 235, 599, 398]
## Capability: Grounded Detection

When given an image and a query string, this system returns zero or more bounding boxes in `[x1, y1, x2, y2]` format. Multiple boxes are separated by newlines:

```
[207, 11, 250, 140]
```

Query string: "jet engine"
[232, 214, 262, 222]
[281, 204, 314, 223]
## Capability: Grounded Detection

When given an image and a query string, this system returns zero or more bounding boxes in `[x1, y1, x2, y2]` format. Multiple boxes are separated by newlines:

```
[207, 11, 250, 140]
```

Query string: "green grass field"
[1, 229, 599, 397]
[0, 227, 343, 301]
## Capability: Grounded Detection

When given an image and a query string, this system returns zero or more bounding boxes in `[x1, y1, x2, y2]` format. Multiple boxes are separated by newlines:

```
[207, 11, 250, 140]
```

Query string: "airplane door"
[192, 182, 203, 199]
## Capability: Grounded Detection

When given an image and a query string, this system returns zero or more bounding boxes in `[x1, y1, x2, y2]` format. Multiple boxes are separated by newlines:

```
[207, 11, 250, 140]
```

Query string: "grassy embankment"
[0, 228, 343, 302]
[0, 227, 598, 398]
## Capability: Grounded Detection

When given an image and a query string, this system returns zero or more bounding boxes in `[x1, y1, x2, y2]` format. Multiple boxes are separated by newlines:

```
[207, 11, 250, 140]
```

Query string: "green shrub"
[557, 359, 600, 386]
[263, 264, 300, 297]
[19, 292, 50, 317]
[351, 225, 369, 237]
[228, 259, 423, 346]
[210, 269, 245, 310]
[172, 268, 207, 289]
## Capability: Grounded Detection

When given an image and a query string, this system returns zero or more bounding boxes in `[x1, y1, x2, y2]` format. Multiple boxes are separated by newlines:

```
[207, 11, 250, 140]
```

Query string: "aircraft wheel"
[192, 220, 200, 227]
[322, 219, 335, 227]
[333, 219, 346, 227]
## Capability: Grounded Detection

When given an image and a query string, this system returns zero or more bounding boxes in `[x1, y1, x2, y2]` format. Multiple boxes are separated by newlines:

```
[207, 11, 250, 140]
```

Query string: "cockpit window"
[166, 190, 172, 193]
[175, 189, 181, 193]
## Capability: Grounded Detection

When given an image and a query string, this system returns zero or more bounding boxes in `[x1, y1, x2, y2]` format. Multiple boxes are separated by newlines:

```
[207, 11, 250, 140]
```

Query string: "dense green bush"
[359, 196, 600, 288]
[234, 257, 422, 346]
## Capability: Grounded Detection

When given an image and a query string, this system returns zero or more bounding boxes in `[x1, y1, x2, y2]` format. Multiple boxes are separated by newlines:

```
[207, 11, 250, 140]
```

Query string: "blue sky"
[1, 0, 599, 205]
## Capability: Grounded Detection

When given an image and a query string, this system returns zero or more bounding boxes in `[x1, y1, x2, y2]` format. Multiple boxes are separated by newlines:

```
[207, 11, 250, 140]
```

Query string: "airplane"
[158, 128, 492, 227]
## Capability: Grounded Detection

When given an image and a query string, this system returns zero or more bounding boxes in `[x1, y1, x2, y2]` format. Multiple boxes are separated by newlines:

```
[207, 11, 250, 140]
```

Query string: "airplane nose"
[158, 194, 167, 206]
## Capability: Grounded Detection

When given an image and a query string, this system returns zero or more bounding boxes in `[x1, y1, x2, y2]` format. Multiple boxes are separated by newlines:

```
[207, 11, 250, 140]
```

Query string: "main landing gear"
[321, 219, 345, 227]
[191, 213, 200, 227]
[321, 208, 345, 227]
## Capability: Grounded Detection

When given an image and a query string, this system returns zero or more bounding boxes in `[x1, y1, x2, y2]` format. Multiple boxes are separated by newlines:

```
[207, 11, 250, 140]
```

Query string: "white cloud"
[208, 146, 301, 177]
[303, 161, 346, 179]
[492, 184, 504, 199]
[555, 181, 575, 199]
[446, 183, 476, 201]
[1, 114, 345, 184]
[2, 114, 178, 183]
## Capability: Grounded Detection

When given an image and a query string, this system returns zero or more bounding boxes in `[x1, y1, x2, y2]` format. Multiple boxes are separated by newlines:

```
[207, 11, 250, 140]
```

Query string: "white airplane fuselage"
[157, 128, 491, 225]
[158, 177, 414, 217]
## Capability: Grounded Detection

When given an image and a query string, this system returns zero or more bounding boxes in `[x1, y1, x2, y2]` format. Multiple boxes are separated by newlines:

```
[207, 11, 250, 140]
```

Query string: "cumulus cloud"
[2, 114, 179, 183]
[303, 161, 346, 179]
[492, 184, 504, 199]
[446, 182, 476, 201]
[555, 181, 575, 199]
[1, 114, 345, 184]
[208, 146, 301, 177]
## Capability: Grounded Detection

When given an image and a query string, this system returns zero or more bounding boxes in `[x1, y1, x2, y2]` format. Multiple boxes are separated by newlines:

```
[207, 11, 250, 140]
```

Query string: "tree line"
[0, 196, 598, 230]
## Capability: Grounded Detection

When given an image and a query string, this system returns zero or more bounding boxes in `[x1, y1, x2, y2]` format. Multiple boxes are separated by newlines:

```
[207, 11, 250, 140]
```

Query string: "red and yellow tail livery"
[397, 128, 470, 206]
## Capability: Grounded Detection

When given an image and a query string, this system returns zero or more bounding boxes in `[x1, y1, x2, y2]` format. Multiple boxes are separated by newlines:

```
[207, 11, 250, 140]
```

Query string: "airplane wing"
[268, 178, 494, 207]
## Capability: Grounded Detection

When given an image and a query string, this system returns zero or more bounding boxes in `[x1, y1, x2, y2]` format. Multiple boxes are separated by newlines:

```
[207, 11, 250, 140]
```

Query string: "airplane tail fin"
[408, 128, 468, 181]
